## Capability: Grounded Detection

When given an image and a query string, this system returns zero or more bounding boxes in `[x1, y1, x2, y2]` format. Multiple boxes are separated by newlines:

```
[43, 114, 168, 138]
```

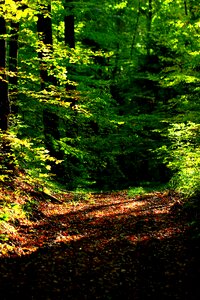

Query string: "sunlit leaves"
[113, 1, 128, 10]
[159, 122, 200, 196]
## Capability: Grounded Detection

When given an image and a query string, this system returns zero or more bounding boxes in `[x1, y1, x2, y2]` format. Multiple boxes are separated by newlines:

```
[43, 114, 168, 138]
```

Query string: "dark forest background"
[0, 0, 199, 196]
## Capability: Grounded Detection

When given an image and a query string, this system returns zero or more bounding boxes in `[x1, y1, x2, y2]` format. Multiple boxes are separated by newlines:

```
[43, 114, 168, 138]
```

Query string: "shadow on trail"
[0, 197, 199, 300]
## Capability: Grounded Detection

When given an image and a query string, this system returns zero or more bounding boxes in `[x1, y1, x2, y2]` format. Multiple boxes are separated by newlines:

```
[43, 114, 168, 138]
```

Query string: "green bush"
[160, 122, 200, 197]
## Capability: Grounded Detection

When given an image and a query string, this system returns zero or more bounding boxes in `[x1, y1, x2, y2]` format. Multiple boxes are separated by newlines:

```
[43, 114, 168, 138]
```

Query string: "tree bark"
[184, 0, 188, 15]
[64, 1, 75, 49]
[146, 0, 153, 57]
[0, 12, 9, 131]
[37, 3, 54, 89]
[64, 0, 76, 109]
[9, 21, 19, 114]
[130, 0, 141, 58]
[0, 7, 13, 175]
[37, 1, 60, 156]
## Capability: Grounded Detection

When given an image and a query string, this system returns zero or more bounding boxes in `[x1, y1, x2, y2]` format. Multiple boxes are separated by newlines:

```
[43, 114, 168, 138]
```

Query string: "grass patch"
[71, 189, 95, 204]
[127, 182, 168, 198]
[0, 203, 26, 223]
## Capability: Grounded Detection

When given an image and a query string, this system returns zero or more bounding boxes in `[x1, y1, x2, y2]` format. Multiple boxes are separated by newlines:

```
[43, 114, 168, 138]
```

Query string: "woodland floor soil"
[0, 190, 199, 299]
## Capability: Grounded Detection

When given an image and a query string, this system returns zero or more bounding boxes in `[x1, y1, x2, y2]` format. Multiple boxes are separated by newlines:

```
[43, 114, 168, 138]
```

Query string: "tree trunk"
[37, 1, 60, 155]
[0, 12, 9, 131]
[130, 0, 141, 58]
[184, 0, 188, 15]
[146, 0, 153, 57]
[9, 21, 19, 114]
[64, 0, 78, 152]
[0, 8, 13, 175]
[64, 0, 77, 109]
[64, 1, 75, 49]
[37, 3, 54, 89]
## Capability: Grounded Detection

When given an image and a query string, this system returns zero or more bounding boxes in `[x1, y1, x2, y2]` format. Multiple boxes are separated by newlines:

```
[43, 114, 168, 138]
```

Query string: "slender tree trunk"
[64, 1, 75, 49]
[130, 0, 141, 58]
[0, 11, 9, 131]
[64, 1, 77, 109]
[37, 2, 60, 156]
[146, 0, 153, 57]
[9, 21, 19, 114]
[112, 6, 124, 79]
[0, 8, 14, 175]
[184, 0, 188, 15]
[37, 3, 55, 89]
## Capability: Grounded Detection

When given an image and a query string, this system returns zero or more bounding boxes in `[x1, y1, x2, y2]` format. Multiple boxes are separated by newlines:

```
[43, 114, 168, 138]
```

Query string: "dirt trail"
[0, 191, 199, 299]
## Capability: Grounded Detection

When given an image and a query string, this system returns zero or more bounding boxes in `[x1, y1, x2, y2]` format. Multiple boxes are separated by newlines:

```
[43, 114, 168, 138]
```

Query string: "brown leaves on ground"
[0, 188, 199, 299]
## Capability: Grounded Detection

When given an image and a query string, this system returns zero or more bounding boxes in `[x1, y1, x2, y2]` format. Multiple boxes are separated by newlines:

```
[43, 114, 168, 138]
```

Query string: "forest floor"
[0, 178, 200, 299]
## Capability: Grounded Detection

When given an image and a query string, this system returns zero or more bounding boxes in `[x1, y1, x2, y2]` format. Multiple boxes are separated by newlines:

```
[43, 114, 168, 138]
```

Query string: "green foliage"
[22, 199, 38, 218]
[0, 233, 9, 242]
[159, 122, 200, 197]
[128, 182, 167, 198]
[0, 202, 25, 224]
[0, 212, 9, 222]
[1, 130, 60, 181]
[0, 0, 199, 195]
[128, 186, 147, 198]
[72, 189, 92, 202]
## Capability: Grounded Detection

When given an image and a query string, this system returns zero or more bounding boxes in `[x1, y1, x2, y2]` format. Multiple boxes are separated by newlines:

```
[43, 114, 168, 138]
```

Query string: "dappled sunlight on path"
[1, 191, 186, 255]
[0, 191, 199, 299]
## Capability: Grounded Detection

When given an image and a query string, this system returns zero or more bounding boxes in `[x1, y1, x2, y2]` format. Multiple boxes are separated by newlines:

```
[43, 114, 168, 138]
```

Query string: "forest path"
[0, 191, 199, 299]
